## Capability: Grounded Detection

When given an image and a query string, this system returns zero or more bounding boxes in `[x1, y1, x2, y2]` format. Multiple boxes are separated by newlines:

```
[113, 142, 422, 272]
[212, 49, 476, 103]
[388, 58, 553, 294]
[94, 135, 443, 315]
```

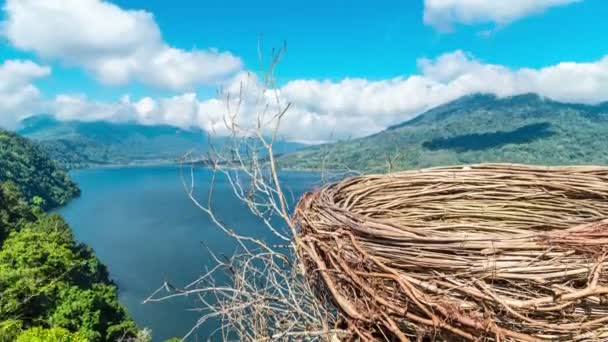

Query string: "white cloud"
[4, 52, 608, 143]
[0, 60, 50, 128]
[424, 0, 582, 31]
[44, 51, 608, 143]
[52, 94, 137, 123]
[2, 0, 242, 90]
[275, 50, 608, 141]
[416, 50, 608, 103]
[50, 92, 201, 129]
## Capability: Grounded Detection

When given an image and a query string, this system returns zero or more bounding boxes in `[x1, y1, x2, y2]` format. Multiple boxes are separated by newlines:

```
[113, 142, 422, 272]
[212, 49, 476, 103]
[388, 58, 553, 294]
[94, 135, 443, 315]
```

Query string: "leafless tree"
[145, 43, 350, 341]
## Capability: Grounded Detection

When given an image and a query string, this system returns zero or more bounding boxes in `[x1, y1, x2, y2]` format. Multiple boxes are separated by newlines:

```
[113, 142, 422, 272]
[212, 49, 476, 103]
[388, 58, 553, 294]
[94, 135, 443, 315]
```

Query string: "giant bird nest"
[294, 164, 608, 342]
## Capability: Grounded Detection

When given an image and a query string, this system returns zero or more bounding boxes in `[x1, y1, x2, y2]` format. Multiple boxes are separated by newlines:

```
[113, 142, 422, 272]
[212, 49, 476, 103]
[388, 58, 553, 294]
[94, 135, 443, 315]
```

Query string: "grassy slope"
[279, 94, 608, 172]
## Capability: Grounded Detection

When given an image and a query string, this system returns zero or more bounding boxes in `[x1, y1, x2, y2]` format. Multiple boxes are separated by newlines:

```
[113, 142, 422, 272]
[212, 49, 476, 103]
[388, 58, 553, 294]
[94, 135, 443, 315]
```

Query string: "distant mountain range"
[20, 94, 608, 172]
[18, 115, 303, 169]
[279, 93, 608, 172]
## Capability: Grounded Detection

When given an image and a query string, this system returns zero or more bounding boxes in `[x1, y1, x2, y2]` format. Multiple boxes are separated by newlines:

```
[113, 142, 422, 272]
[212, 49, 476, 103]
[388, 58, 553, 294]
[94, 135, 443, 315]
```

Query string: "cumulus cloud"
[0, 60, 50, 128]
[417, 50, 608, 103]
[52, 94, 138, 123]
[274, 51, 608, 141]
[1, 0, 242, 90]
[44, 51, 608, 143]
[4, 52, 608, 143]
[45, 72, 284, 135]
[49, 93, 202, 129]
[424, 0, 582, 31]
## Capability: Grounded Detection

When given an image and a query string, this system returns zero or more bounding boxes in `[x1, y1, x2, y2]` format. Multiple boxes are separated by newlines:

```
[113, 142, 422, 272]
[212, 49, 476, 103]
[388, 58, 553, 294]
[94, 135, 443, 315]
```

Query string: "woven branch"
[294, 163, 608, 341]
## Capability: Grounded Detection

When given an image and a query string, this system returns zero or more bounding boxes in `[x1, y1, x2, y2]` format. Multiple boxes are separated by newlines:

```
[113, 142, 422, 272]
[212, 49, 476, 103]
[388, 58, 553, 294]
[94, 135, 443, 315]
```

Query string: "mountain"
[18, 115, 217, 169]
[0, 129, 80, 210]
[19, 115, 303, 169]
[279, 94, 608, 172]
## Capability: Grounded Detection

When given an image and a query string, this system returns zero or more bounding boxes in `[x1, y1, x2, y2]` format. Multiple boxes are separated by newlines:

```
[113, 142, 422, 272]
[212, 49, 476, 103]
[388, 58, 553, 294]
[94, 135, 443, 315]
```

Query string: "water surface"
[59, 166, 319, 341]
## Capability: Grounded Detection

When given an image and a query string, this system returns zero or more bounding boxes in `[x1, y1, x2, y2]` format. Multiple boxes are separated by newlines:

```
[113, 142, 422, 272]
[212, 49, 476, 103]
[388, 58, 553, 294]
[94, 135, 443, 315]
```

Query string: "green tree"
[0, 130, 80, 210]
[16, 326, 87, 342]
[0, 215, 138, 341]
[0, 132, 141, 340]
[0, 319, 22, 342]
[0, 217, 83, 322]
[49, 285, 137, 341]
[0, 182, 35, 243]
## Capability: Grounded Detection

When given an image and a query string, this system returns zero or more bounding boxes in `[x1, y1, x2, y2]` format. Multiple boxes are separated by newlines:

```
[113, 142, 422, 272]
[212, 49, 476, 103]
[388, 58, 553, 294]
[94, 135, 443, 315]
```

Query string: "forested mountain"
[0, 133, 143, 341]
[19, 115, 303, 169]
[18, 115, 215, 169]
[279, 94, 608, 172]
[0, 130, 80, 210]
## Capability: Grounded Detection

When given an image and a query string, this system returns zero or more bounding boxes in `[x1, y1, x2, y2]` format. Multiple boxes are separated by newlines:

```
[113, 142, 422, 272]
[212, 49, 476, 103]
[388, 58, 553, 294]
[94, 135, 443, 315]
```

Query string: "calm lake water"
[58, 166, 320, 341]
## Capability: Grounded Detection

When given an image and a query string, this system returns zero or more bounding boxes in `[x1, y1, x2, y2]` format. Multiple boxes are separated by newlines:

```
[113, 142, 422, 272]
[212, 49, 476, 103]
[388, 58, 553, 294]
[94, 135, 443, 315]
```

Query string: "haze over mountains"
[279, 93, 608, 172]
[16, 93, 608, 171]
[18, 115, 303, 169]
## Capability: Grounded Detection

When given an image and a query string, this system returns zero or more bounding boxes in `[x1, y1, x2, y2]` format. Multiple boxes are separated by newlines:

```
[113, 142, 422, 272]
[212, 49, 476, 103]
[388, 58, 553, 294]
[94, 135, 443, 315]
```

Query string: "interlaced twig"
[295, 164, 608, 341]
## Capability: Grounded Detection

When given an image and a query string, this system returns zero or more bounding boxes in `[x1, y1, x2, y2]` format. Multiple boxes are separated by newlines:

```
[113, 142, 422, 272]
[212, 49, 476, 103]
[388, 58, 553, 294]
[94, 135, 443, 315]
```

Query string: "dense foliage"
[18, 115, 223, 169]
[0, 132, 143, 341]
[280, 93, 608, 172]
[0, 129, 80, 209]
[0, 182, 36, 242]
[0, 186, 141, 341]
[15, 327, 87, 341]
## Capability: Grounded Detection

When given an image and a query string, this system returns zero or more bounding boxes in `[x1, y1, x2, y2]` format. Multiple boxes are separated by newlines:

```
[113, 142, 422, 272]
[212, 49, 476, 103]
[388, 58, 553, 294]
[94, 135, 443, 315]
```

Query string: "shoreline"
[70, 161, 341, 174]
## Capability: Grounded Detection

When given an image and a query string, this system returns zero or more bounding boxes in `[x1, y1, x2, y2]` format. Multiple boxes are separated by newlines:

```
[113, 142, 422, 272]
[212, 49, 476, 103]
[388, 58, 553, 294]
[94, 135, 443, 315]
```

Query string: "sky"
[0, 0, 607, 142]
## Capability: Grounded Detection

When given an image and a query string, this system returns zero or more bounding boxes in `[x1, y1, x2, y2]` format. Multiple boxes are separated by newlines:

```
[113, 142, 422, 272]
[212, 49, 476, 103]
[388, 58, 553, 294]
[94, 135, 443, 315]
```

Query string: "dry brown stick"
[295, 164, 608, 341]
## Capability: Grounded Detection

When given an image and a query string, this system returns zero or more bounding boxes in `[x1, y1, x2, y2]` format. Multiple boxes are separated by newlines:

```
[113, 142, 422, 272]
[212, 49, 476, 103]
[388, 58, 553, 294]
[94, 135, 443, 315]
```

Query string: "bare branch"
[146, 44, 344, 341]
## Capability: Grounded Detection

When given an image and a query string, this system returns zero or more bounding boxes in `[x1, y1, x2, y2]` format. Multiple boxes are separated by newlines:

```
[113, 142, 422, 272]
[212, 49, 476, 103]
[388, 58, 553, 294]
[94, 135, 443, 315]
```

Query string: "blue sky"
[0, 0, 607, 142]
[112, 0, 607, 76]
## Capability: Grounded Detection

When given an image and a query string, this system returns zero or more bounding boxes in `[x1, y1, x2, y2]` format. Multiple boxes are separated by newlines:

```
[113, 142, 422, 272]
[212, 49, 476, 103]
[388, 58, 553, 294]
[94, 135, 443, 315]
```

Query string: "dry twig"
[295, 164, 608, 341]
[145, 43, 344, 341]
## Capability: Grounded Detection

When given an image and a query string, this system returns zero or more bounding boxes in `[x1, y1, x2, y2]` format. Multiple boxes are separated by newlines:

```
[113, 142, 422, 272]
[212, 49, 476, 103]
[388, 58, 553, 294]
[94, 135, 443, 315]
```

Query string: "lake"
[58, 166, 320, 341]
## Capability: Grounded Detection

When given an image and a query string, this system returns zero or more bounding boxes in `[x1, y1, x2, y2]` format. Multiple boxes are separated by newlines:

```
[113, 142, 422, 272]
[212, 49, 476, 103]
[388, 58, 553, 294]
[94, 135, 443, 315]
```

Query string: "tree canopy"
[0, 132, 144, 341]
[0, 129, 80, 210]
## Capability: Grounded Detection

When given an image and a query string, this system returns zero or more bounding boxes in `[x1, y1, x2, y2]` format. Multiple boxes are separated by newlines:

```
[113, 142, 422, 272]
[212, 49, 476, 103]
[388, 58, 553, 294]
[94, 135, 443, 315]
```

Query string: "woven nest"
[294, 164, 608, 342]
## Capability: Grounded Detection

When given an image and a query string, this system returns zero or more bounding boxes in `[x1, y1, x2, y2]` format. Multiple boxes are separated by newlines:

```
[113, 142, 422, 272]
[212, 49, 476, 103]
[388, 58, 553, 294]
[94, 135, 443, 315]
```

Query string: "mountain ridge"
[19, 115, 303, 169]
[387, 93, 608, 131]
[279, 93, 608, 172]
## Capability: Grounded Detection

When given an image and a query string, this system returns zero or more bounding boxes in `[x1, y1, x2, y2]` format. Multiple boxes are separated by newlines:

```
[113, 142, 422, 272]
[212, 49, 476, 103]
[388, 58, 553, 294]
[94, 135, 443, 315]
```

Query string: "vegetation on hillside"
[18, 115, 303, 169]
[18, 115, 215, 169]
[18, 115, 301, 169]
[0, 129, 80, 209]
[0, 133, 145, 341]
[279, 94, 608, 172]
